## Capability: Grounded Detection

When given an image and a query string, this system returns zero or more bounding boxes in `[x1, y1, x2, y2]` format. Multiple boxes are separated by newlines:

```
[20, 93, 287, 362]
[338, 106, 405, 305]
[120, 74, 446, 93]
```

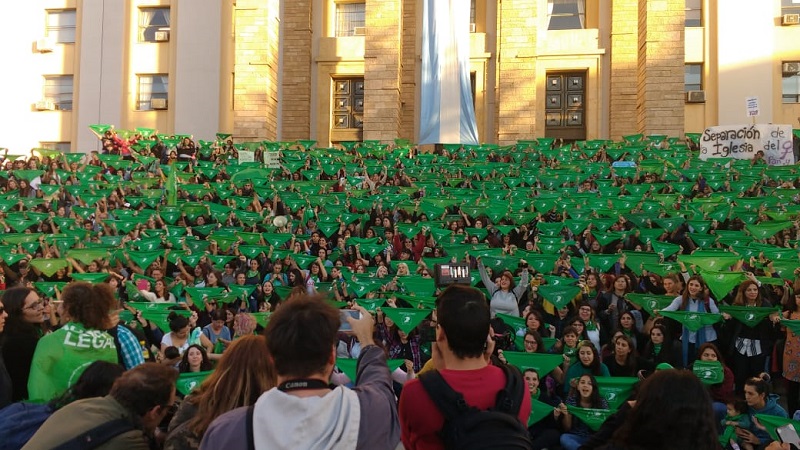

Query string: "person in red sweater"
[398, 284, 531, 449]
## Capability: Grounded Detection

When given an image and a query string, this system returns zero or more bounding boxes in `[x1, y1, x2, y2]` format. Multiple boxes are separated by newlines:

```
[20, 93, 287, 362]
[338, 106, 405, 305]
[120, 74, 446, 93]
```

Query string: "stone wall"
[609, 0, 638, 140]
[363, 0, 403, 143]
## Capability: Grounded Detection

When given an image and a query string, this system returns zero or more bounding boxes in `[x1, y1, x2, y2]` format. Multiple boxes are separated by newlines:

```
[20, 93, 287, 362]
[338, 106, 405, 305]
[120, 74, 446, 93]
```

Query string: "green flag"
[565, 406, 614, 431]
[754, 414, 800, 442]
[692, 360, 724, 385]
[718, 304, 778, 328]
[659, 310, 722, 332]
[176, 370, 214, 396]
[66, 248, 110, 265]
[29, 258, 69, 277]
[625, 293, 675, 316]
[595, 376, 638, 410]
[355, 298, 385, 313]
[746, 221, 793, 240]
[537, 284, 581, 309]
[677, 252, 741, 272]
[528, 398, 555, 426]
[700, 271, 746, 300]
[70, 272, 110, 284]
[497, 313, 527, 336]
[381, 307, 431, 333]
[501, 351, 563, 376]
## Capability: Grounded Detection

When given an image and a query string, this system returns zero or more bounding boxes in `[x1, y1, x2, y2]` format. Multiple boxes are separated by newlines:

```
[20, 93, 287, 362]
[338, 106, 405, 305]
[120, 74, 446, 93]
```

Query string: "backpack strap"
[418, 370, 473, 421]
[51, 418, 135, 450]
[246, 404, 256, 450]
[493, 363, 525, 417]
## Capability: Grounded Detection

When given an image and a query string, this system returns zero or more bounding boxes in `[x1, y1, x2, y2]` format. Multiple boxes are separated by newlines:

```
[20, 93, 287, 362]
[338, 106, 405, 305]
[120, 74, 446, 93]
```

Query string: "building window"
[137, 74, 169, 110]
[685, 0, 702, 27]
[547, 0, 585, 30]
[43, 75, 73, 111]
[139, 7, 170, 42]
[335, 2, 365, 37]
[783, 62, 800, 103]
[685, 64, 702, 92]
[46, 9, 76, 43]
[39, 142, 71, 152]
[332, 77, 364, 129]
[470, 0, 476, 26]
[782, 0, 800, 15]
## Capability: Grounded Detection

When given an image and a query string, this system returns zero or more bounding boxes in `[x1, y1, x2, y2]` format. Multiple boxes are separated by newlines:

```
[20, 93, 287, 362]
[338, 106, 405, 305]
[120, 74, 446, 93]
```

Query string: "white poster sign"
[264, 151, 281, 169]
[745, 96, 759, 117]
[238, 150, 255, 163]
[700, 124, 795, 165]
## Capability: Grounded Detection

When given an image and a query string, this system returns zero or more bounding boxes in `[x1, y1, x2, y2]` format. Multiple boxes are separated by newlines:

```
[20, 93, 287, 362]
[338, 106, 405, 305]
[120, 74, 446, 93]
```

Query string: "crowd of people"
[0, 128, 799, 449]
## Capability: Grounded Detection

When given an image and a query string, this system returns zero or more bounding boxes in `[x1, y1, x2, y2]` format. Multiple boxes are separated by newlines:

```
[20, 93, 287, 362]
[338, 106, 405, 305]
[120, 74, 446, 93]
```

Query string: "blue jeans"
[560, 433, 589, 450]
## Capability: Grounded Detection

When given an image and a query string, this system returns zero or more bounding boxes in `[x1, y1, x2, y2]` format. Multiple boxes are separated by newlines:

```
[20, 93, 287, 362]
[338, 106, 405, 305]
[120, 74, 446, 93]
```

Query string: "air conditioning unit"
[686, 90, 706, 103]
[151, 98, 168, 110]
[35, 100, 56, 111]
[783, 62, 800, 75]
[35, 37, 55, 53]
[154, 30, 170, 42]
[782, 14, 800, 26]
[469, 23, 476, 33]
[353, 26, 366, 36]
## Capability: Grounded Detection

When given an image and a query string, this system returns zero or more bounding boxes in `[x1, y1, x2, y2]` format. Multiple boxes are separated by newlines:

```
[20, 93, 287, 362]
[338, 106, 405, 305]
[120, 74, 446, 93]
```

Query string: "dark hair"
[62, 282, 117, 329]
[744, 374, 771, 398]
[697, 342, 727, 366]
[577, 340, 602, 374]
[562, 325, 580, 337]
[523, 330, 544, 353]
[287, 268, 306, 288]
[110, 363, 178, 417]
[50, 361, 125, 409]
[168, 312, 190, 333]
[610, 370, 718, 450]
[264, 293, 339, 378]
[209, 309, 227, 322]
[1, 286, 40, 336]
[164, 346, 180, 360]
[569, 374, 604, 408]
[680, 275, 710, 310]
[435, 285, 490, 359]
[178, 344, 213, 373]
[727, 397, 748, 414]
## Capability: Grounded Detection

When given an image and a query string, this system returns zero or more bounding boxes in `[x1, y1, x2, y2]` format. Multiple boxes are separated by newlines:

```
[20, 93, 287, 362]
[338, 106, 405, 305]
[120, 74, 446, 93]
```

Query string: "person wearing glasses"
[0, 295, 10, 408]
[1, 287, 48, 402]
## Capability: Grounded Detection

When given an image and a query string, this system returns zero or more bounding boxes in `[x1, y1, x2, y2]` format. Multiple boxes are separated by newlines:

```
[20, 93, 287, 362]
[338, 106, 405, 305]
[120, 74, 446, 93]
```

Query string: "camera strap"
[277, 379, 333, 392]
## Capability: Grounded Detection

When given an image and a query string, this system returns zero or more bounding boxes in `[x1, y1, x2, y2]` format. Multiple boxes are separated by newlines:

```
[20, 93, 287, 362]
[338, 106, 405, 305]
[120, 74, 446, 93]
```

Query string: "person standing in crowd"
[27, 282, 120, 402]
[398, 284, 532, 449]
[1, 287, 47, 402]
[23, 363, 178, 450]
[477, 257, 530, 317]
[0, 296, 10, 409]
[200, 295, 400, 450]
[659, 275, 719, 367]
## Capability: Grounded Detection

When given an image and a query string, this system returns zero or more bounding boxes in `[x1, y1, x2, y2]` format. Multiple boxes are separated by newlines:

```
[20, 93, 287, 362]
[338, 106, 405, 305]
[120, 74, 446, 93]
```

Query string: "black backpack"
[418, 363, 532, 450]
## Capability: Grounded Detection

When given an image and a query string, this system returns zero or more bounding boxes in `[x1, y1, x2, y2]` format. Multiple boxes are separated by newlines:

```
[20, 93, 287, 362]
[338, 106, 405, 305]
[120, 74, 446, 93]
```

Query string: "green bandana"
[692, 360, 724, 385]
[501, 351, 563, 376]
[659, 310, 722, 332]
[176, 370, 214, 396]
[566, 406, 614, 431]
[718, 305, 778, 328]
[595, 376, 638, 410]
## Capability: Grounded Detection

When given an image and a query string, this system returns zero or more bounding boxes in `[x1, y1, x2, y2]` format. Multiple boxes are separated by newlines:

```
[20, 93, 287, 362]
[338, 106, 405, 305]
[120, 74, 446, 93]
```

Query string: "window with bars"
[783, 62, 800, 104]
[43, 75, 73, 111]
[46, 9, 76, 43]
[547, 0, 586, 30]
[685, 0, 702, 27]
[332, 77, 364, 130]
[685, 64, 702, 92]
[335, 2, 365, 37]
[137, 74, 169, 110]
[139, 7, 170, 42]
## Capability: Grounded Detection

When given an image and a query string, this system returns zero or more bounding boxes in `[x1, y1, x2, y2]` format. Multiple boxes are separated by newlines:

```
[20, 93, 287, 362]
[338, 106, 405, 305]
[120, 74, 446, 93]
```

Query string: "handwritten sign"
[264, 151, 281, 169]
[746, 97, 759, 117]
[238, 150, 255, 163]
[700, 124, 795, 166]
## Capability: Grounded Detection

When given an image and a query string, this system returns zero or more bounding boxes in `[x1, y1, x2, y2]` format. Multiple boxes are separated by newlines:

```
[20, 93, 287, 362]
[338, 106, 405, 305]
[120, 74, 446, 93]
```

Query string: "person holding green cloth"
[27, 282, 119, 402]
[719, 398, 752, 449]
[658, 275, 720, 368]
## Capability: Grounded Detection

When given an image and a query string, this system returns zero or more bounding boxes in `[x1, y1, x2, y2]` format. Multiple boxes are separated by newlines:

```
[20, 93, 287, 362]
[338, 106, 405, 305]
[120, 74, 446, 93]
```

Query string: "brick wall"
[398, 0, 416, 142]
[281, 0, 313, 140]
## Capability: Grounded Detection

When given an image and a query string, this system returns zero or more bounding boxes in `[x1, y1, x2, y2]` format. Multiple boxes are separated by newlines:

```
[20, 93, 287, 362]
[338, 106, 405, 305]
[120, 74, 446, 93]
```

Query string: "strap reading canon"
[277, 379, 333, 392]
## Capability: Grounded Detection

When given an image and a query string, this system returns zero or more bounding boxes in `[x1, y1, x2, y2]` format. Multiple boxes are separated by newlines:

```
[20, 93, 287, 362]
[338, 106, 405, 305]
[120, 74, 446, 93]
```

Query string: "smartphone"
[778, 423, 800, 447]
[339, 309, 362, 331]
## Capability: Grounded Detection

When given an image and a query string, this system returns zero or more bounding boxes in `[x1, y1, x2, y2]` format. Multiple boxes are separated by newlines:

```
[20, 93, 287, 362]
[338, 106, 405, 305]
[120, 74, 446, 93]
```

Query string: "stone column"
[495, 0, 537, 145]
[609, 0, 638, 140]
[363, 0, 403, 143]
[398, 0, 417, 142]
[233, 0, 280, 140]
[636, 0, 685, 136]
[281, 0, 313, 140]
